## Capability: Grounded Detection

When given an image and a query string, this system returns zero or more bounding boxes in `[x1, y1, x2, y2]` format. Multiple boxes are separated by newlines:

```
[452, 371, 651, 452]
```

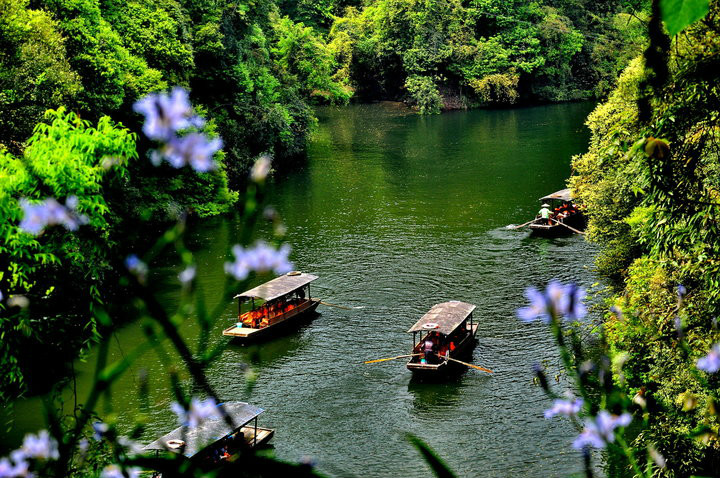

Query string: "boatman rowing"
[538, 203, 552, 225]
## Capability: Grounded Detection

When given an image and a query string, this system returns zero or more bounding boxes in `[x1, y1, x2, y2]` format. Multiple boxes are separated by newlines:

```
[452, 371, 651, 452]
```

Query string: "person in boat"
[422, 334, 437, 364]
[538, 203, 553, 225]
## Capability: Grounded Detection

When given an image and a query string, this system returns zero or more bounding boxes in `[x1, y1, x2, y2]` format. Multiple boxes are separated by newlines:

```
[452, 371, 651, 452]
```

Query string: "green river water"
[7, 101, 599, 477]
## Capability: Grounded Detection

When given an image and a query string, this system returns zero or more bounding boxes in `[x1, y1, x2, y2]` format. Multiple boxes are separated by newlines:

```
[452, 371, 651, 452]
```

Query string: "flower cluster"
[171, 397, 221, 428]
[133, 87, 221, 172]
[517, 280, 587, 323]
[572, 411, 631, 449]
[697, 343, 720, 373]
[544, 398, 583, 419]
[224, 242, 293, 281]
[19, 196, 88, 236]
[0, 430, 59, 478]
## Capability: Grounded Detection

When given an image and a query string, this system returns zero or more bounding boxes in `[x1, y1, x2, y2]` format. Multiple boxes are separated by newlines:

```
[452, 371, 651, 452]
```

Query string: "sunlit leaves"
[660, 0, 710, 35]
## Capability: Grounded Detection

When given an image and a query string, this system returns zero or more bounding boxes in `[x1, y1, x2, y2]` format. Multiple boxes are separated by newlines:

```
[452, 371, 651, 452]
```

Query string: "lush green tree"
[0, 0, 81, 152]
[0, 109, 137, 400]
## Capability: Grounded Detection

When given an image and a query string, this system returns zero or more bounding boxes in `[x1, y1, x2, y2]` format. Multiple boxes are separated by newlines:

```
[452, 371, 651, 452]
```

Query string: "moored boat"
[528, 188, 585, 236]
[406, 301, 479, 375]
[143, 401, 274, 468]
[222, 271, 320, 342]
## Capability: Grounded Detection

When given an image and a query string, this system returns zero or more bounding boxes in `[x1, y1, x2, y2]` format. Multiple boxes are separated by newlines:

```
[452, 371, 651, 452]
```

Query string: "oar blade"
[438, 355, 493, 373]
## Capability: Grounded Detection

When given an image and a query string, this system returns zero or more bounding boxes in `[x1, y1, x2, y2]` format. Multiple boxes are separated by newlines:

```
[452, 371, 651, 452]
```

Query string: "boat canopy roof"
[233, 272, 318, 301]
[540, 188, 573, 202]
[143, 402, 264, 457]
[407, 301, 476, 335]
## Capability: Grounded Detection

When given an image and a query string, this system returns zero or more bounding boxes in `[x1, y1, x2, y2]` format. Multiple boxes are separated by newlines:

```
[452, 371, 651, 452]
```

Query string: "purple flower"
[101, 465, 141, 478]
[697, 344, 720, 373]
[0, 454, 28, 478]
[0, 458, 20, 478]
[20, 430, 59, 460]
[0, 290, 4, 301]
[572, 411, 632, 449]
[517, 287, 550, 323]
[171, 397, 220, 429]
[677, 284, 687, 299]
[517, 280, 587, 323]
[133, 87, 202, 142]
[77, 438, 89, 454]
[92, 422, 109, 441]
[544, 398, 583, 419]
[179, 265, 196, 285]
[224, 242, 293, 281]
[161, 133, 221, 172]
[560, 283, 587, 320]
[19, 196, 88, 236]
[125, 255, 148, 282]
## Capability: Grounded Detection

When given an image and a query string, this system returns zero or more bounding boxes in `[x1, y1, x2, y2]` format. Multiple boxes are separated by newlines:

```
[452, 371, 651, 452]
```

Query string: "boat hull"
[529, 213, 585, 237]
[222, 299, 320, 343]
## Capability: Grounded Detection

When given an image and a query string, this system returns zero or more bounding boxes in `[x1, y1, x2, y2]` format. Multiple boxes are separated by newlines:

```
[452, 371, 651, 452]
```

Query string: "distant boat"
[143, 401, 274, 466]
[406, 301, 479, 375]
[222, 271, 320, 342]
[528, 188, 586, 236]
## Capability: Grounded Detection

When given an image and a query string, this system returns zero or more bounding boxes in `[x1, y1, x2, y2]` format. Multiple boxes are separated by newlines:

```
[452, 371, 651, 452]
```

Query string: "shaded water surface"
[9, 102, 598, 477]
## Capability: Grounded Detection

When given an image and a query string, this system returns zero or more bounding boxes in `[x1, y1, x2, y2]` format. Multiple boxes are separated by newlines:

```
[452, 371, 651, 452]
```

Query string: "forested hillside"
[322, 0, 647, 112]
[571, 2, 720, 474]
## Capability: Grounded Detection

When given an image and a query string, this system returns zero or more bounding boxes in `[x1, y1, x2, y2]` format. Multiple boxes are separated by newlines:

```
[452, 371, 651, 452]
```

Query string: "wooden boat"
[528, 188, 585, 236]
[407, 301, 479, 375]
[222, 271, 320, 342]
[143, 401, 274, 467]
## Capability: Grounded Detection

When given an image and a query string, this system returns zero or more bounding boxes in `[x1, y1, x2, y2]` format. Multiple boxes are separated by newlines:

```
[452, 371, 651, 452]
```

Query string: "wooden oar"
[506, 219, 538, 230]
[365, 354, 421, 364]
[549, 218, 585, 235]
[319, 300, 354, 310]
[437, 354, 493, 373]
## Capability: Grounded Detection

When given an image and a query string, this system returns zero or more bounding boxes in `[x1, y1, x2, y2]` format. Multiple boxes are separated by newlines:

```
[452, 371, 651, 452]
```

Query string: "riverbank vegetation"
[571, 0, 720, 475]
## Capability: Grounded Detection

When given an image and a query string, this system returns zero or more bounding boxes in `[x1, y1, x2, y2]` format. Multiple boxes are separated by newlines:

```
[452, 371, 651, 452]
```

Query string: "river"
[7, 101, 599, 477]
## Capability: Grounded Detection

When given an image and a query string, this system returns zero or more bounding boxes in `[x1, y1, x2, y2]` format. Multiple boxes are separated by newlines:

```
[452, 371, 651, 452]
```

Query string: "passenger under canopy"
[223, 272, 321, 341]
[143, 402, 266, 458]
[407, 301, 476, 336]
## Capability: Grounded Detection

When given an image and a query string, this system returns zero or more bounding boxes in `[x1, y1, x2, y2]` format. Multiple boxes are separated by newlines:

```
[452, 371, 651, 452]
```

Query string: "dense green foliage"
[325, 0, 648, 111]
[0, 109, 136, 400]
[0, 0, 350, 184]
[571, 2, 720, 474]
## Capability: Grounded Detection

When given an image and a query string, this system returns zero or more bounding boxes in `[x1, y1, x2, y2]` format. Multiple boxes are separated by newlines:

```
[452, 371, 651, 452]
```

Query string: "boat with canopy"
[143, 401, 274, 467]
[222, 271, 320, 341]
[406, 301, 479, 375]
[528, 188, 585, 236]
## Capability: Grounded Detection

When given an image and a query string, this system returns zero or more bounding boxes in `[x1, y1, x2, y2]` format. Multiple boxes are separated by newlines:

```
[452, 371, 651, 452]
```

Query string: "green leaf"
[660, 0, 710, 35]
[406, 434, 457, 478]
